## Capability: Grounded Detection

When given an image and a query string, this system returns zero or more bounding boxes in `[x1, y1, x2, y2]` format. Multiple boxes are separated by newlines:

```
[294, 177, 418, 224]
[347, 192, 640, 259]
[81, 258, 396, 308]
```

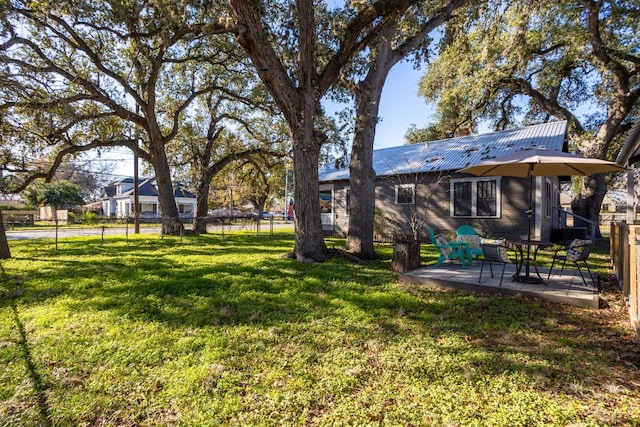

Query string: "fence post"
[629, 226, 639, 330]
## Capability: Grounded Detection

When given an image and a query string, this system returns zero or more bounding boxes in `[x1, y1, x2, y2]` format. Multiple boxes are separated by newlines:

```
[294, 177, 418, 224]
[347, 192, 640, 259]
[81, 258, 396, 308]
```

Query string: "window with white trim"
[450, 177, 501, 218]
[345, 188, 350, 216]
[395, 184, 415, 204]
[545, 180, 552, 218]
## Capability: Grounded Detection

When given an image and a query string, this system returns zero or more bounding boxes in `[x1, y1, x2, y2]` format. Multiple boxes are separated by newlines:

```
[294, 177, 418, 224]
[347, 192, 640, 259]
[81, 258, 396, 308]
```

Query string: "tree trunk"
[193, 170, 214, 234]
[390, 239, 420, 273]
[570, 131, 619, 238]
[345, 82, 383, 259]
[346, 27, 396, 260]
[151, 147, 185, 236]
[291, 129, 327, 262]
[0, 212, 11, 259]
[572, 173, 607, 238]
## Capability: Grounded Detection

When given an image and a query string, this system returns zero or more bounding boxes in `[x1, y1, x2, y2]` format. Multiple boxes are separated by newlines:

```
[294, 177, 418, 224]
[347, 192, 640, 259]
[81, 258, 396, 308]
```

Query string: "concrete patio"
[399, 260, 600, 308]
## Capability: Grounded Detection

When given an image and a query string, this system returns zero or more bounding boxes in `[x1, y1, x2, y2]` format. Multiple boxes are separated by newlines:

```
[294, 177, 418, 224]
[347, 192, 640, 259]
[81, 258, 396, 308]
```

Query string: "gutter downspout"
[616, 119, 640, 224]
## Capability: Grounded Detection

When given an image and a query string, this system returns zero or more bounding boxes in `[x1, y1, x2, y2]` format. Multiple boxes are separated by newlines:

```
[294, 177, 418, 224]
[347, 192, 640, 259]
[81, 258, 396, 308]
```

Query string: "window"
[451, 177, 500, 218]
[319, 190, 332, 213]
[453, 181, 472, 216]
[345, 188, 350, 216]
[396, 184, 415, 204]
[477, 180, 497, 216]
[545, 180, 552, 218]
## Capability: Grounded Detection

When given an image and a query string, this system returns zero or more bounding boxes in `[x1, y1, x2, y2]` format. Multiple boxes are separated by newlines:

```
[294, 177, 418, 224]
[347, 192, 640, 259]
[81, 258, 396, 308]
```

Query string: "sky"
[360, 61, 435, 150]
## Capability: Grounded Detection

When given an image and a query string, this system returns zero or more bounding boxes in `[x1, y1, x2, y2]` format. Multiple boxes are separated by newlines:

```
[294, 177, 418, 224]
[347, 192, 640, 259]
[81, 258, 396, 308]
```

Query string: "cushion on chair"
[495, 245, 510, 263]
[435, 236, 452, 258]
[566, 239, 592, 262]
[480, 238, 505, 246]
[457, 234, 481, 249]
[480, 240, 510, 263]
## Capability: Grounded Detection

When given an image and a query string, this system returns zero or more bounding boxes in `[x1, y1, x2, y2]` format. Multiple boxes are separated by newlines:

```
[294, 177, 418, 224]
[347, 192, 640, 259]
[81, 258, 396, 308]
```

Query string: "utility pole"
[133, 104, 140, 234]
[134, 146, 140, 234]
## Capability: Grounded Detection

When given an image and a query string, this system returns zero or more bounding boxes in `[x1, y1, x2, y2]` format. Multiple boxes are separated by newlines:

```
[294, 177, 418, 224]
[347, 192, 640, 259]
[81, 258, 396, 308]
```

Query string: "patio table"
[508, 239, 553, 284]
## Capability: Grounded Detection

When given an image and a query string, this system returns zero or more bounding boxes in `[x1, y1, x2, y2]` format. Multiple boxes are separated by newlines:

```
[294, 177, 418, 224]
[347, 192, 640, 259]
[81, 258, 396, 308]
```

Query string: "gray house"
[318, 121, 569, 241]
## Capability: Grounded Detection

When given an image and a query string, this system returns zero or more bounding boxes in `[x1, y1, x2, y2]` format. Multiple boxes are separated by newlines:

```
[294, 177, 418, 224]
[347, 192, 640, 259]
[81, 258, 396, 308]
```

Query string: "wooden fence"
[610, 222, 640, 335]
[1, 210, 38, 226]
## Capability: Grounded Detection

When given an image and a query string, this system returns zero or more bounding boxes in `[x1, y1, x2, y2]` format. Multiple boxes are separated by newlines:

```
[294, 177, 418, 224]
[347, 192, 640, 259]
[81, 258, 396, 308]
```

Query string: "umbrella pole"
[526, 175, 532, 277]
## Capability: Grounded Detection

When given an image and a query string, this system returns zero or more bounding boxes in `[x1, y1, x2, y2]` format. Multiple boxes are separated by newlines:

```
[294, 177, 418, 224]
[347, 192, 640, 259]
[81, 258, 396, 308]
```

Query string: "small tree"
[25, 180, 84, 250]
[384, 162, 449, 273]
[381, 156, 449, 241]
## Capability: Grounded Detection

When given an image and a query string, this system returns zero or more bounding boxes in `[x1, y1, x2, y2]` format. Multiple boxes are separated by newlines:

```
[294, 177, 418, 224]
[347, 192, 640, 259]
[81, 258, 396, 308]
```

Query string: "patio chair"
[547, 238, 595, 287]
[478, 241, 518, 286]
[428, 226, 468, 268]
[455, 225, 484, 262]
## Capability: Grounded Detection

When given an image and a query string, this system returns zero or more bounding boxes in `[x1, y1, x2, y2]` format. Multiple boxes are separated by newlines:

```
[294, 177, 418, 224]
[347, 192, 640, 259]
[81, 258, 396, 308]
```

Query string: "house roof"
[102, 187, 116, 198]
[103, 178, 196, 199]
[319, 121, 568, 182]
[616, 117, 640, 166]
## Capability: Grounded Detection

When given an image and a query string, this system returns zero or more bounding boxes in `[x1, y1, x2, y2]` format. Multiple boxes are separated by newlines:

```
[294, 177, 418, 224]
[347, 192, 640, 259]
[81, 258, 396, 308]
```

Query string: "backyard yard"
[0, 230, 638, 426]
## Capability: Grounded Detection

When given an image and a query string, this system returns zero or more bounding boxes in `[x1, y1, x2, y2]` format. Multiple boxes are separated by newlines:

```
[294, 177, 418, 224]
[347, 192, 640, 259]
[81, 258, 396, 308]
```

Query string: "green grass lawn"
[1, 231, 638, 426]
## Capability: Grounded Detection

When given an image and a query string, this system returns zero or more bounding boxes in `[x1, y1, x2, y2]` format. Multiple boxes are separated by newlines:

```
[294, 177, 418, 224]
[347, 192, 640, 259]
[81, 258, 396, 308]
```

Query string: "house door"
[319, 185, 333, 231]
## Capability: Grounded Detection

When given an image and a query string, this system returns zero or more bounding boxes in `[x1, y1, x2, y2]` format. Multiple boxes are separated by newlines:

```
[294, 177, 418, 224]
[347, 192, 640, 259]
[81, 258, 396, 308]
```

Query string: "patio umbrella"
[459, 148, 626, 281]
[459, 148, 627, 178]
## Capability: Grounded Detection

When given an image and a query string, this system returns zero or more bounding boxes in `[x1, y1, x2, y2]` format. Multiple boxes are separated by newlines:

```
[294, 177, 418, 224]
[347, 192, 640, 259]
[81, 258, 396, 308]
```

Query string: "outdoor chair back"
[547, 238, 595, 288]
[455, 225, 483, 261]
[479, 241, 517, 286]
[428, 226, 468, 268]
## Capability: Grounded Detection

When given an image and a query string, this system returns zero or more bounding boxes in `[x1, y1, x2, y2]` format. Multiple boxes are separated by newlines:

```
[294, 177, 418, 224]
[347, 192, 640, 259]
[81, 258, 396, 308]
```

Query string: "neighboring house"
[318, 121, 570, 242]
[561, 189, 635, 214]
[600, 190, 630, 213]
[101, 177, 196, 219]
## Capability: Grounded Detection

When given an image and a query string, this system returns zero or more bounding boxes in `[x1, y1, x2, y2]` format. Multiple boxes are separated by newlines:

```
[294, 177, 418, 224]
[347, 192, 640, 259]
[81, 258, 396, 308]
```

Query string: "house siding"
[328, 174, 559, 242]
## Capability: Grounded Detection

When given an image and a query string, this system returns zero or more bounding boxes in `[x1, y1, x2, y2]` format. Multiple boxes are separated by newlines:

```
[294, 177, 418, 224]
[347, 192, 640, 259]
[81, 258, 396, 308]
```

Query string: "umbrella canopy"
[459, 148, 627, 177]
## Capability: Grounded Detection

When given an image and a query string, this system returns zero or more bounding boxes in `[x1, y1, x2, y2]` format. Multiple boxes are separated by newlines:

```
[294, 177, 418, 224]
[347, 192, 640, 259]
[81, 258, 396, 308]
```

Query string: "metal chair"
[479, 242, 517, 286]
[547, 239, 595, 287]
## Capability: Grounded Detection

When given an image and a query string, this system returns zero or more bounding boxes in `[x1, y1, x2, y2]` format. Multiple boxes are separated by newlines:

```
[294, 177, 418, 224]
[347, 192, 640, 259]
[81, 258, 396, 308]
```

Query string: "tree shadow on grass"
[1, 273, 52, 427]
[6, 233, 640, 423]
[395, 285, 640, 403]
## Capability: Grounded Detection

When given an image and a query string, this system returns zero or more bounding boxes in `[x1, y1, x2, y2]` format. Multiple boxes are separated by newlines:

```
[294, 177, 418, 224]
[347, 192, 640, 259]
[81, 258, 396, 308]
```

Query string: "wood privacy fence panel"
[610, 222, 640, 332]
[630, 227, 640, 325]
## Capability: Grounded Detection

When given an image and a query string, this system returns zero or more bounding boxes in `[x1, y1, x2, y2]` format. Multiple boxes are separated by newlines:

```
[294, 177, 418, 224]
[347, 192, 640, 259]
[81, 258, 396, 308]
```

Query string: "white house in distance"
[101, 177, 196, 219]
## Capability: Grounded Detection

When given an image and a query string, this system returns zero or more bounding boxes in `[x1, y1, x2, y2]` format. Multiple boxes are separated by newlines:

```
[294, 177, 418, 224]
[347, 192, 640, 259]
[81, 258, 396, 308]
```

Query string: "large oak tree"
[417, 0, 640, 231]
[1, 0, 237, 235]
[228, 0, 428, 262]
[340, 0, 470, 259]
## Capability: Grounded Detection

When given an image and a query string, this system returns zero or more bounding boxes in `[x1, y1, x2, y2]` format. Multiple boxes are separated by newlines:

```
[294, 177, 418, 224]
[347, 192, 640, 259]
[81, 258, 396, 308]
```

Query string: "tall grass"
[0, 231, 638, 426]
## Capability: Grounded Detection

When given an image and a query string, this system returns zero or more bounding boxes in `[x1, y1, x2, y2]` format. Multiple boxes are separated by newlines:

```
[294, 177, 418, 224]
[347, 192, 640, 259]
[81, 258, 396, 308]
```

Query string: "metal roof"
[319, 121, 568, 182]
[616, 118, 640, 166]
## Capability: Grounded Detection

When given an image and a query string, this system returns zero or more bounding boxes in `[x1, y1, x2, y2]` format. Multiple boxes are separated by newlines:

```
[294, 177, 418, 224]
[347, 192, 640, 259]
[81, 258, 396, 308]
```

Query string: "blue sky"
[369, 61, 434, 149]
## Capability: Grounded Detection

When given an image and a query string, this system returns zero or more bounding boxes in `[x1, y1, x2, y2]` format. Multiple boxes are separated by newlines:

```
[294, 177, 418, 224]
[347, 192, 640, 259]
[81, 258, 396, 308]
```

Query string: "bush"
[81, 211, 99, 224]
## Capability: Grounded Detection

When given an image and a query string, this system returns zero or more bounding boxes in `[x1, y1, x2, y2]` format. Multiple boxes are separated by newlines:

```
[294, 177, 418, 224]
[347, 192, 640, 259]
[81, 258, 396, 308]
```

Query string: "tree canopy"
[229, 0, 436, 261]
[416, 0, 640, 225]
[0, 0, 239, 235]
